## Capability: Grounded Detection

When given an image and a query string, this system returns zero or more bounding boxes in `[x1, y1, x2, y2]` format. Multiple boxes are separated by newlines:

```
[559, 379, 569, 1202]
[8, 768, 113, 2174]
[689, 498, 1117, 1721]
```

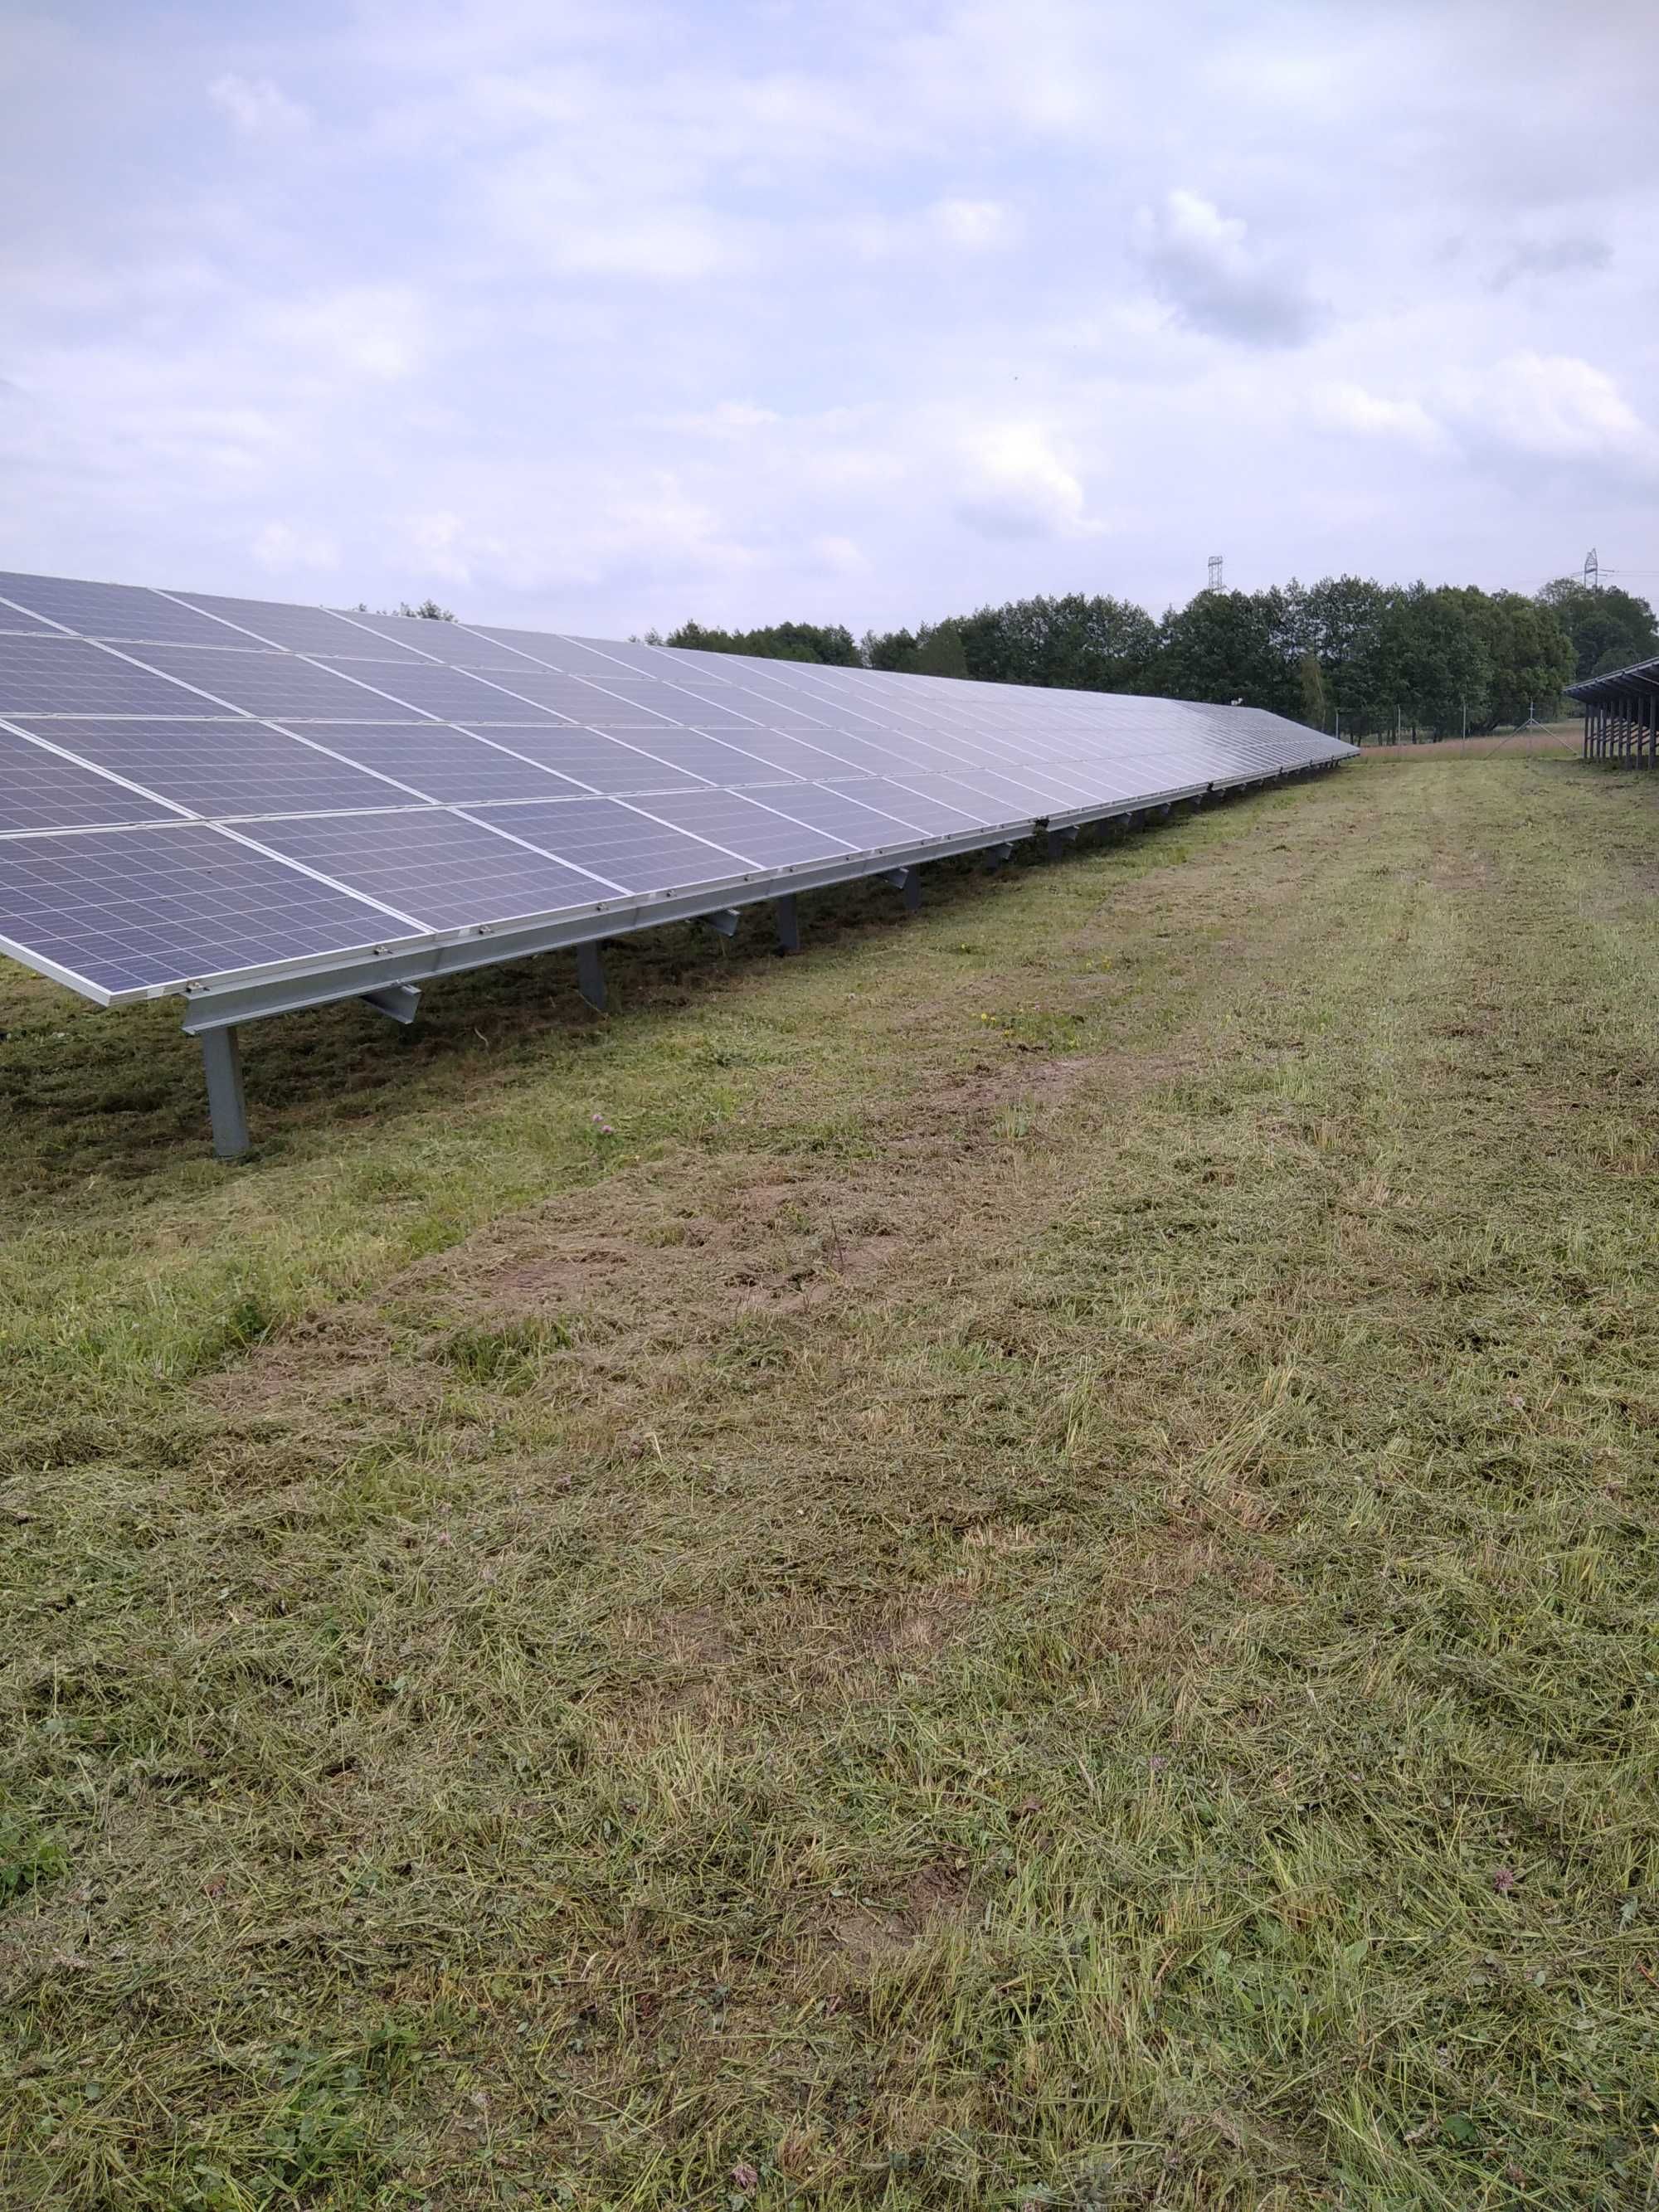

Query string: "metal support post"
[1046, 825, 1078, 859]
[773, 893, 800, 952]
[202, 1024, 251, 1161]
[883, 866, 922, 911]
[576, 941, 607, 1012]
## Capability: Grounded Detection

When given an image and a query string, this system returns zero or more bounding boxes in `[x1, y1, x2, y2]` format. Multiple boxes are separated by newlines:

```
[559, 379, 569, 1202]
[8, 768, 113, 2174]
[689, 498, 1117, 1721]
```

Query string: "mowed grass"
[2, 755, 1657, 2210]
[1361, 721, 1584, 760]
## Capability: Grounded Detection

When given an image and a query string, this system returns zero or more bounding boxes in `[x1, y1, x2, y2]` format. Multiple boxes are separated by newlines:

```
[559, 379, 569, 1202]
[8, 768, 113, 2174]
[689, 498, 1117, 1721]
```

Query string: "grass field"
[1360, 722, 1582, 760]
[2, 751, 1657, 2210]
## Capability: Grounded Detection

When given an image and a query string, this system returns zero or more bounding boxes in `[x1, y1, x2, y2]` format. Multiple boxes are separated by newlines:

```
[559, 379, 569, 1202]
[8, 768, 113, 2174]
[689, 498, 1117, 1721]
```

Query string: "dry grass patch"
[2, 761, 1657, 2207]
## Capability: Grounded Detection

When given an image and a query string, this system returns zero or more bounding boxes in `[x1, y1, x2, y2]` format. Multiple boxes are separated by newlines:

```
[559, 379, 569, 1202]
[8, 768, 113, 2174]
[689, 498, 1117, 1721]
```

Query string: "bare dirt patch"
[825, 1860, 975, 1966]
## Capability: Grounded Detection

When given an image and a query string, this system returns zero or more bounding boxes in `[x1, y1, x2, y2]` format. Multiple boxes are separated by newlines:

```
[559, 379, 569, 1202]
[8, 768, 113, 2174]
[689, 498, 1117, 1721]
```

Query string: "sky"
[3, 0, 1657, 640]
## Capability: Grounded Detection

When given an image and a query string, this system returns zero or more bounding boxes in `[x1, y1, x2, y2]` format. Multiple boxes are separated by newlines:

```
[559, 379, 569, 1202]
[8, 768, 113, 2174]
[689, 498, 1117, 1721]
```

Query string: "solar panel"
[164, 591, 441, 661]
[664, 722, 868, 780]
[332, 612, 576, 671]
[0, 605, 72, 637]
[449, 666, 678, 724]
[275, 722, 598, 804]
[3, 717, 422, 819]
[464, 797, 752, 896]
[243, 808, 623, 931]
[567, 636, 694, 679]
[738, 780, 930, 848]
[309, 660, 575, 723]
[0, 635, 227, 718]
[849, 778, 991, 834]
[114, 645, 413, 721]
[610, 728, 802, 785]
[625, 789, 856, 868]
[447, 726, 712, 795]
[0, 823, 412, 998]
[0, 572, 251, 648]
[0, 727, 187, 833]
[0, 565, 1353, 1062]
[472, 630, 662, 680]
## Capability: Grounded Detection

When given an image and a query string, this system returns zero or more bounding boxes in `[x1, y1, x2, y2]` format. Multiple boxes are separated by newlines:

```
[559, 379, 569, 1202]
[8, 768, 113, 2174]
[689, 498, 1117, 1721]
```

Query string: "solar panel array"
[0, 569, 1351, 1004]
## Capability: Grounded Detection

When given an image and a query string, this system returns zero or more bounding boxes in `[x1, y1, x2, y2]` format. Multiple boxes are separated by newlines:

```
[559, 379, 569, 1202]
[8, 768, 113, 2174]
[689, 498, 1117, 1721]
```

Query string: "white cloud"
[1138, 189, 1323, 348]
[251, 521, 338, 572]
[258, 286, 431, 382]
[1316, 382, 1446, 451]
[661, 401, 781, 440]
[930, 197, 1016, 250]
[1489, 234, 1610, 290]
[7, 0, 1659, 630]
[404, 511, 478, 586]
[1441, 352, 1658, 469]
[955, 421, 1097, 541]
[552, 211, 737, 283]
[207, 73, 309, 137]
[810, 534, 866, 575]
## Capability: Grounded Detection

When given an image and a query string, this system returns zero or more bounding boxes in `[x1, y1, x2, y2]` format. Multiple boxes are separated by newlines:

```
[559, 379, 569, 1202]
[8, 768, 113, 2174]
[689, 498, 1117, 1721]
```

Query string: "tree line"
[652, 576, 1659, 740]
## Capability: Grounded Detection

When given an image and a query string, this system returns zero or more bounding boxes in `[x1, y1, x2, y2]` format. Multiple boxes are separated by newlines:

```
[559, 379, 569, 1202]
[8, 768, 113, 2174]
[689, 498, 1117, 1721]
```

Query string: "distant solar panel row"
[0, 567, 1351, 1011]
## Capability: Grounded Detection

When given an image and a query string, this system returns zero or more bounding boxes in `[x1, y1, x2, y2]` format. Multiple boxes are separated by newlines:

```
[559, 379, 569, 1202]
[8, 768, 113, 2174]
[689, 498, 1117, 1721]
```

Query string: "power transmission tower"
[1584, 547, 1598, 590]
[1207, 554, 1224, 591]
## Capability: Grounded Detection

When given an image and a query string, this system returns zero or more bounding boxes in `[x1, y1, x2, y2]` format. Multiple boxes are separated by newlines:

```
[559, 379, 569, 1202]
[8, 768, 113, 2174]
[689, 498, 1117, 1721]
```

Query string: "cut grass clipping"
[1, 751, 1656, 2209]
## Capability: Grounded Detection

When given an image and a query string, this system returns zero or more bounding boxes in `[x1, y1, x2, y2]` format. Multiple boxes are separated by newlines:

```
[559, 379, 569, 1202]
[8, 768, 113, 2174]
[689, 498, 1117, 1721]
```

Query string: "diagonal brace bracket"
[360, 982, 421, 1024]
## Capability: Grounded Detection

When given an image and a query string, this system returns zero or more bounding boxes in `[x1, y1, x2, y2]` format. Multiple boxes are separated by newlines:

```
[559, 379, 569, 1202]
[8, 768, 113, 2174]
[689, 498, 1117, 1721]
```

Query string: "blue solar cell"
[0, 605, 69, 636]
[612, 728, 800, 785]
[472, 630, 657, 680]
[841, 779, 988, 834]
[0, 727, 186, 832]
[938, 764, 1097, 814]
[577, 702, 686, 732]
[564, 635, 693, 679]
[662, 720, 868, 777]
[737, 781, 927, 849]
[0, 636, 223, 717]
[245, 807, 622, 931]
[459, 727, 710, 794]
[885, 772, 1034, 828]
[623, 790, 855, 868]
[324, 610, 546, 666]
[773, 728, 937, 776]
[0, 571, 251, 647]
[165, 592, 439, 661]
[0, 824, 413, 998]
[277, 722, 592, 803]
[465, 798, 749, 896]
[116, 645, 412, 720]
[309, 660, 573, 722]
[4, 717, 419, 819]
[446, 665, 678, 724]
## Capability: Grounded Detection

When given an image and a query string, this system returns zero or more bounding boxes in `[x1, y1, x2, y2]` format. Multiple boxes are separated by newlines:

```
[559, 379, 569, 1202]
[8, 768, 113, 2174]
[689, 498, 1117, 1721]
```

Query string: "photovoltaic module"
[0, 567, 1352, 1152]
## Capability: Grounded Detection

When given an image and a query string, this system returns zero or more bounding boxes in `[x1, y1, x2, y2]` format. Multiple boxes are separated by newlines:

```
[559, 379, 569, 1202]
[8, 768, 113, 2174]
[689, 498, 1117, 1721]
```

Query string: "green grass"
[2, 756, 1657, 2208]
